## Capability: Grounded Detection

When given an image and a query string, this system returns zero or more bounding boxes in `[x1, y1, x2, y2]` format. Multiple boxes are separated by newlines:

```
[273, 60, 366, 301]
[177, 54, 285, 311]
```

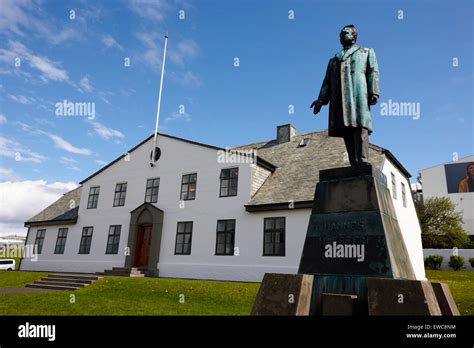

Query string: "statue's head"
[340, 24, 358, 47]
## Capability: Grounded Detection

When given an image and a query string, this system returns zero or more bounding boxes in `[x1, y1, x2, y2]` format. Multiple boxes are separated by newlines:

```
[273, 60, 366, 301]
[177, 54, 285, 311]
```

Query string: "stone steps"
[99, 267, 153, 277]
[26, 283, 79, 291]
[26, 273, 103, 291]
[47, 274, 102, 281]
[32, 280, 87, 288]
[45, 277, 94, 284]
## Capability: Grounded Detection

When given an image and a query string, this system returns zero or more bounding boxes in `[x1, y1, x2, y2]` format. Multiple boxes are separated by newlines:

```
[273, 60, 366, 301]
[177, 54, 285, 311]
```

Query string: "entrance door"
[133, 225, 152, 267]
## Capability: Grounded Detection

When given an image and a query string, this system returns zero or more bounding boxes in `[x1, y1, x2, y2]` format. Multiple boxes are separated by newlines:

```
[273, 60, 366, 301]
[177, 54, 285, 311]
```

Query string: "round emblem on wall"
[150, 147, 161, 162]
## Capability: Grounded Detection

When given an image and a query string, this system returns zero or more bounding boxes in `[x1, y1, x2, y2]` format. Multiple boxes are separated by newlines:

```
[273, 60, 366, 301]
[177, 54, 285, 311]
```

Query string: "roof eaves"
[79, 134, 155, 184]
[24, 217, 78, 227]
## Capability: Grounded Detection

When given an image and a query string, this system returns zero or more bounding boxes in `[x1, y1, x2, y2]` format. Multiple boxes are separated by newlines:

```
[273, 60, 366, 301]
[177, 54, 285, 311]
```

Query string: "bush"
[424, 255, 444, 270]
[469, 257, 474, 268]
[448, 255, 465, 271]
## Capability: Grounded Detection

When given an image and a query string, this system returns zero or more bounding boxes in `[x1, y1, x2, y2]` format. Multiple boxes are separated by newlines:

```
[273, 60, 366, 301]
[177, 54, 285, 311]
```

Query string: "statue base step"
[252, 273, 459, 316]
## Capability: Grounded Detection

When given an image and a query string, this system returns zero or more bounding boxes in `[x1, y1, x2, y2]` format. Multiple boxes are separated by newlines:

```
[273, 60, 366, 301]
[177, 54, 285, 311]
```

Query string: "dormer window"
[298, 138, 310, 147]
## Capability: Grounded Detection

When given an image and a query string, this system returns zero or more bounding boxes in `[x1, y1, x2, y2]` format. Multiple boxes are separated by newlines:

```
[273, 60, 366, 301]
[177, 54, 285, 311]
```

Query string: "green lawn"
[0, 271, 471, 315]
[426, 270, 474, 316]
[0, 271, 48, 288]
[0, 273, 260, 315]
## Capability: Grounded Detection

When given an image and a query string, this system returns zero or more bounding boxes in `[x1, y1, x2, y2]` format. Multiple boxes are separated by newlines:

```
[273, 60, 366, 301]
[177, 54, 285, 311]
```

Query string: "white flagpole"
[151, 32, 168, 166]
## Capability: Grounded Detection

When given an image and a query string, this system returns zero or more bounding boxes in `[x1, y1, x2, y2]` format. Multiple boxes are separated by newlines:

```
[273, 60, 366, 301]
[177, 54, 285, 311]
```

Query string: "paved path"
[0, 287, 54, 294]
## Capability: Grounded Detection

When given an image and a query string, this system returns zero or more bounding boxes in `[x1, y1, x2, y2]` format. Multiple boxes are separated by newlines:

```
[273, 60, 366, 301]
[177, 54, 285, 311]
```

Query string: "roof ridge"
[231, 129, 329, 149]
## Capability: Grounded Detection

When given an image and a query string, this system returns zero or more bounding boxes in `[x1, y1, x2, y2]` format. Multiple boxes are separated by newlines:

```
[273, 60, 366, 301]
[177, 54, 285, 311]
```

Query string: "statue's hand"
[369, 94, 379, 105]
[310, 100, 323, 114]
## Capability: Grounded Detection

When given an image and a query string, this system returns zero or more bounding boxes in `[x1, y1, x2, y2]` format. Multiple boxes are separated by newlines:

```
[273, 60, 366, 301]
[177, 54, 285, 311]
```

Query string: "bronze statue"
[311, 24, 379, 166]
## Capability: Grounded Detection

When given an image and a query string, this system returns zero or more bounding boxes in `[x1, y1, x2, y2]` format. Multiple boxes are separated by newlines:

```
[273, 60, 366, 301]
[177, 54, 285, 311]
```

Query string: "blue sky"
[0, 0, 472, 235]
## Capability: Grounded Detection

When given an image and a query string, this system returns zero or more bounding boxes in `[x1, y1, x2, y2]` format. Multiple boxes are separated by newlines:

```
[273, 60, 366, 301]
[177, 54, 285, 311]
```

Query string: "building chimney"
[276, 124, 297, 144]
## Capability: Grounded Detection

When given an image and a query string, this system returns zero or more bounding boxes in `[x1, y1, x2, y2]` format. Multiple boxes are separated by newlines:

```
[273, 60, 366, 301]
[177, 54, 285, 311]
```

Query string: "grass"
[0, 273, 260, 315]
[0, 271, 48, 288]
[0, 270, 471, 315]
[426, 270, 474, 316]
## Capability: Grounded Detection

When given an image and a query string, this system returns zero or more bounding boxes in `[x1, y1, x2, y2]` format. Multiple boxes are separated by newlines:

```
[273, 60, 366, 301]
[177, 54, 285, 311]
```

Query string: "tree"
[415, 197, 471, 249]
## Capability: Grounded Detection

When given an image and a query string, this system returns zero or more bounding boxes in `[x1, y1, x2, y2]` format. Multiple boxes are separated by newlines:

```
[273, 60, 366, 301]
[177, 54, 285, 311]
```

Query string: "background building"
[419, 156, 474, 240]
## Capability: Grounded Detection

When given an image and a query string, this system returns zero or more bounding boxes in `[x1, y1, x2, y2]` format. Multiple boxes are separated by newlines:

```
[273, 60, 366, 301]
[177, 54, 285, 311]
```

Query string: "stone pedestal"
[431, 282, 461, 315]
[321, 293, 357, 315]
[298, 164, 415, 279]
[251, 273, 313, 315]
[252, 165, 460, 316]
[367, 278, 441, 315]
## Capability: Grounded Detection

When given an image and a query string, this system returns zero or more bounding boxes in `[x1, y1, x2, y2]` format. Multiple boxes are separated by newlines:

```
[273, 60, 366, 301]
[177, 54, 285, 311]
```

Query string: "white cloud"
[136, 32, 164, 70]
[95, 159, 108, 165]
[79, 76, 93, 93]
[0, 0, 80, 44]
[166, 111, 192, 122]
[0, 136, 46, 163]
[0, 167, 20, 181]
[28, 52, 69, 82]
[129, 0, 170, 22]
[7, 93, 33, 104]
[0, 114, 7, 124]
[59, 156, 80, 171]
[0, 180, 77, 237]
[97, 90, 114, 106]
[136, 33, 200, 72]
[170, 70, 203, 87]
[0, 0, 32, 36]
[12, 121, 35, 134]
[169, 39, 200, 66]
[89, 120, 124, 141]
[11, 122, 91, 156]
[119, 88, 136, 96]
[40, 132, 91, 155]
[34, 117, 55, 127]
[60, 156, 77, 163]
[0, 41, 69, 82]
[102, 34, 123, 51]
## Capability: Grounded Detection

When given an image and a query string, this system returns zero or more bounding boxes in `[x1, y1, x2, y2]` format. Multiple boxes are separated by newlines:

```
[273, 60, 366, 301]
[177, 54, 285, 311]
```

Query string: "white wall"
[420, 156, 474, 236]
[21, 224, 121, 273]
[381, 158, 426, 280]
[159, 208, 311, 282]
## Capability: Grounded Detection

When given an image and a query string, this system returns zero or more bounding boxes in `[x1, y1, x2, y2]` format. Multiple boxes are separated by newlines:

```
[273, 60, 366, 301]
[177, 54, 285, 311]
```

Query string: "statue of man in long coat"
[311, 24, 379, 166]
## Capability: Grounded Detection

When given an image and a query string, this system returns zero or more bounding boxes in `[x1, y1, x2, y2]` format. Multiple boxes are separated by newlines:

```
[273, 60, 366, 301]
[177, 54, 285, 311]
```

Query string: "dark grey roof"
[25, 187, 82, 226]
[232, 130, 403, 207]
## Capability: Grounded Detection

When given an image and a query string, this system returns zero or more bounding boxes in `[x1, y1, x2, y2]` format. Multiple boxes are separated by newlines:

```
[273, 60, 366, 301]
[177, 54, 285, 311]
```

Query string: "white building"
[21, 125, 426, 281]
[0, 235, 26, 247]
[419, 155, 474, 239]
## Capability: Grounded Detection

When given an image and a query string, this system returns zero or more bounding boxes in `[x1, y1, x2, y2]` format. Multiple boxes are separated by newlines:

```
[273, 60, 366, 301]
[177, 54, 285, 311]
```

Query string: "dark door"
[134, 225, 152, 267]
